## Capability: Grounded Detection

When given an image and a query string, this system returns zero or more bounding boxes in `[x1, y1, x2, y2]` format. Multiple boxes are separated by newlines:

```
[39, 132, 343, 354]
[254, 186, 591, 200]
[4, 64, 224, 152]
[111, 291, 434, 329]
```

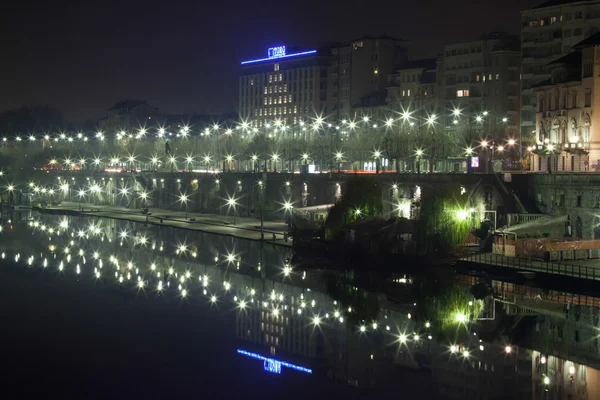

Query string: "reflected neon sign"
[236, 349, 312, 374]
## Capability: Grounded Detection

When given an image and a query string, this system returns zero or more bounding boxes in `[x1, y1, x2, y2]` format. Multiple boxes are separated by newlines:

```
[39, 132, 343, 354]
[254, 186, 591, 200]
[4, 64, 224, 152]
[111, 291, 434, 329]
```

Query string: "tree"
[415, 183, 475, 254]
[0, 106, 65, 134]
[325, 175, 383, 235]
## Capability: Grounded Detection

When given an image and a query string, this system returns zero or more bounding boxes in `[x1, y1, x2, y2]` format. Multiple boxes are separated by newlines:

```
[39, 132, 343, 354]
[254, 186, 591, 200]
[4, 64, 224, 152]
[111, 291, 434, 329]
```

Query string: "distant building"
[532, 33, 600, 172]
[439, 33, 520, 138]
[238, 37, 407, 126]
[387, 58, 439, 118]
[98, 100, 159, 131]
[238, 46, 330, 127]
[521, 0, 600, 142]
[328, 36, 408, 118]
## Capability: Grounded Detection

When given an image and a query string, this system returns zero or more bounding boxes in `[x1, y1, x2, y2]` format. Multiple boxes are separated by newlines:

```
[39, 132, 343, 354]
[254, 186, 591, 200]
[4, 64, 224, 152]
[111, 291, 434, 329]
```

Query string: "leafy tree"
[325, 175, 383, 235]
[415, 183, 475, 254]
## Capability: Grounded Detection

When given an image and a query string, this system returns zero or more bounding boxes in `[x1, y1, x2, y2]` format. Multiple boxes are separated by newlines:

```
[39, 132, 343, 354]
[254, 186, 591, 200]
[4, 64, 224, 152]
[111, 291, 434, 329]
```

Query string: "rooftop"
[548, 51, 581, 66]
[574, 32, 600, 48]
[530, 0, 589, 10]
[398, 58, 437, 71]
[108, 100, 152, 112]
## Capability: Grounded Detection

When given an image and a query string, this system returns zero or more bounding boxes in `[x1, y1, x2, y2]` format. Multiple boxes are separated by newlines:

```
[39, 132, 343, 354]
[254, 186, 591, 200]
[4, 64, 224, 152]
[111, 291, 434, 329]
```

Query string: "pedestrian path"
[40, 202, 293, 247]
[461, 252, 600, 281]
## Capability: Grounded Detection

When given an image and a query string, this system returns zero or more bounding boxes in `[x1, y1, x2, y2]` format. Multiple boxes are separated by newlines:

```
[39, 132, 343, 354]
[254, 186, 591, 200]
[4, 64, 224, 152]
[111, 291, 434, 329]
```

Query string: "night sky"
[2, 0, 540, 122]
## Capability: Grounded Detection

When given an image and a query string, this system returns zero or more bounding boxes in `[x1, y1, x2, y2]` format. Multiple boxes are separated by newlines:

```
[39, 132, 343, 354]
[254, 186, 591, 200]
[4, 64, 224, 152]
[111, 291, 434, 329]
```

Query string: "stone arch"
[560, 120, 567, 144]
[551, 118, 561, 143]
[570, 118, 578, 142]
[583, 113, 591, 143]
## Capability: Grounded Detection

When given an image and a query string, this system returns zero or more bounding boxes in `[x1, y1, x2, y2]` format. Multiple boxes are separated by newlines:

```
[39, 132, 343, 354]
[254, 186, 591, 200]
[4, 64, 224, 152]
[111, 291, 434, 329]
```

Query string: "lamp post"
[226, 196, 238, 225]
[7, 185, 14, 207]
[89, 184, 100, 204]
[335, 152, 343, 173]
[179, 193, 189, 219]
[77, 189, 86, 211]
[140, 191, 148, 209]
[415, 149, 423, 174]
[283, 201, 294, 228]
[373, 150, 381, 174]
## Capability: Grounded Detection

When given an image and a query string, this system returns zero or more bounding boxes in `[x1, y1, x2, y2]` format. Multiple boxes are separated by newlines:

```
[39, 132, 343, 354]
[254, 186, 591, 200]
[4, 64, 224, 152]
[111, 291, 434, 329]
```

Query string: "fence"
[506, 213, 546, 227]
[462, 252, 599, 281]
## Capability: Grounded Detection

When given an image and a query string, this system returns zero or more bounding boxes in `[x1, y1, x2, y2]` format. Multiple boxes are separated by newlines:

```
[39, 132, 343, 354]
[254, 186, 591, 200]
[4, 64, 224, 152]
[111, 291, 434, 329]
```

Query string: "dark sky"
[1, 0, 541, 123]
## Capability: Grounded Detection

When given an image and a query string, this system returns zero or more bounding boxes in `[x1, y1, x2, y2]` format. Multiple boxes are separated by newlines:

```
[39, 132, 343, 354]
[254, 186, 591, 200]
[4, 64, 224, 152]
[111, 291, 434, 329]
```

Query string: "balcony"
[563, 141, 589, 155]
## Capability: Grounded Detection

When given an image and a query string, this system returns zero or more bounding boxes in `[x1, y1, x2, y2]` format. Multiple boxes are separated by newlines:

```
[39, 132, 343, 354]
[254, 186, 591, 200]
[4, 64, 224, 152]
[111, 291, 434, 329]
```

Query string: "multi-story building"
[387, 58, 439, 118]
[327, 36, 407, 119]
[440, 33, 520, 139]
[532, 32, 600, 172]
[238, 37, 407, 127]
[521, 0, 600, 143]
[238, 45, 331, 127]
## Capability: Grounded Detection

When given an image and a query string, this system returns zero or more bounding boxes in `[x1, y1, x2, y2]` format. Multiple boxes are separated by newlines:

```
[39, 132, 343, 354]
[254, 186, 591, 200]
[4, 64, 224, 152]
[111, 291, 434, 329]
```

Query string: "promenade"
[39, 202, 293, 246]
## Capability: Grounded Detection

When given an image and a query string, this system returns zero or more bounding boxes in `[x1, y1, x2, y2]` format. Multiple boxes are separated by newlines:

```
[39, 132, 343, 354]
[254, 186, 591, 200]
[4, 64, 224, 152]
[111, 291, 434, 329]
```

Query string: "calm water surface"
[0, 209, 597, 399]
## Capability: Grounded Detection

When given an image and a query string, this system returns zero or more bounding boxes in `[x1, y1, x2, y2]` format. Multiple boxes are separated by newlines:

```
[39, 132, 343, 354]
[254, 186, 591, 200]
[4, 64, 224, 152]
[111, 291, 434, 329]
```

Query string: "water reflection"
[1, 209, 600, 398]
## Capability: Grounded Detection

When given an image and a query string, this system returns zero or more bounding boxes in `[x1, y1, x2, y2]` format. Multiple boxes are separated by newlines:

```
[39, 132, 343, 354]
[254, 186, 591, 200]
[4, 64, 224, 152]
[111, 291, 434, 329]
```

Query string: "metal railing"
[461, 252, 598, 281]
[506, 213, 546, 227]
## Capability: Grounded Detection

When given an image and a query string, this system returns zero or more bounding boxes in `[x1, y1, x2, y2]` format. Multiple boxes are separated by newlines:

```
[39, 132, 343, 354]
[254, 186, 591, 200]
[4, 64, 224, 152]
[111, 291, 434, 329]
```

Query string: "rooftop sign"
[241, 45, 317, 65]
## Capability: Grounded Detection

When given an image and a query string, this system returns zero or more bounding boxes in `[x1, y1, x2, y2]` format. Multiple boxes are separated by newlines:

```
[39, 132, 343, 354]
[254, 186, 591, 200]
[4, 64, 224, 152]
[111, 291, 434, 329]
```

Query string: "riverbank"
[35, 202, 293, 247]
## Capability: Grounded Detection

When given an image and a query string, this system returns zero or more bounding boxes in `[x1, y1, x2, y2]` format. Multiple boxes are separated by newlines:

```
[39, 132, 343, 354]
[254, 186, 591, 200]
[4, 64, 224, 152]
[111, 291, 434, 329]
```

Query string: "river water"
[0, 209, 598, 399]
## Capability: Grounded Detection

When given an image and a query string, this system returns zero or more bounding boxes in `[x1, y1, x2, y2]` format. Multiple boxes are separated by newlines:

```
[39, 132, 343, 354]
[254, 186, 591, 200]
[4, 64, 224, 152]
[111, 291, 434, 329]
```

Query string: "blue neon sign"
[237, 349, 312, 374]
[240, 49, 317, 65]
[268, 46, 286, 59]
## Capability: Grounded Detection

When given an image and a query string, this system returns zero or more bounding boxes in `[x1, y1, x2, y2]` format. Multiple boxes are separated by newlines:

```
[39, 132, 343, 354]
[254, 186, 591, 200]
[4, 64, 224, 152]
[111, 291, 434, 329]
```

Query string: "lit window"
[489, 74, 492, 81]
[279, 73, 283, 81]
[476, 75, 480, 82]
[269, 75, 273, 83]
[264, 87, 268, 95]
[402, 90, 405, 97]
[496, 74, 500, 80]
[483, 75, 486, 82]
[274, 63, 279, 71]
[264, 98, 267, 105]
[407, 89, 411, 97]
[457, 90, 470, 97]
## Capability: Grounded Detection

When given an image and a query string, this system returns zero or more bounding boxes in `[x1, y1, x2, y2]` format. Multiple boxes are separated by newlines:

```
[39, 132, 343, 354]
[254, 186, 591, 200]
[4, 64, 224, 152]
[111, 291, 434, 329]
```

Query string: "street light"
[335, 152, 343, 173]
[77, 189, 86, 211]
[283, 200, 294, 229]
[139, 191, 148, 208]
[179, 193, 189, 219]
[226, 196, 238, 225]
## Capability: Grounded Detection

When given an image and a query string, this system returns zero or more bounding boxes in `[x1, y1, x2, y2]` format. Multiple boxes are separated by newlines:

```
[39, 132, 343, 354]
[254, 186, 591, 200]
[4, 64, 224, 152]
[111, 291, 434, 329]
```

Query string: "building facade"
[387, 58, 439, 118]
[327, 36, 407, 119]
[533, 33, 600, 172]
[439, 33, 521, 139]
[239, 38, 407, 126]
[521, 0, 600, 143]
[238, 46, 330, 127]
